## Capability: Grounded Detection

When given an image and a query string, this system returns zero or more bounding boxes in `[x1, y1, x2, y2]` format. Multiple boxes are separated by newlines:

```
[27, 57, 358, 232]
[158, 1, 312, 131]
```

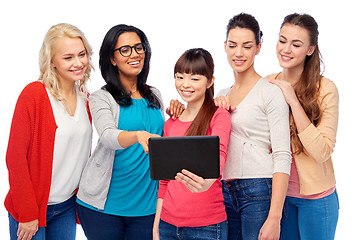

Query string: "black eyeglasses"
[113, 43, 146, 57]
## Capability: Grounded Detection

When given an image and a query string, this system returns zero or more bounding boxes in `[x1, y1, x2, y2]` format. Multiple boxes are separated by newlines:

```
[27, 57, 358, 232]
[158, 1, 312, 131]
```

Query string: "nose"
[182, 78, 191, 88]
[73, 57, 82, 67]
[130, 47, 140, 58]
[284, 43, 291, 54]
[235, 46, 243, 57]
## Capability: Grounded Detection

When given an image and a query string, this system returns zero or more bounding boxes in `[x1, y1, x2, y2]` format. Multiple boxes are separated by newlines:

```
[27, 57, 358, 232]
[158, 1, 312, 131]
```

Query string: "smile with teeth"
[128, 61, 140, 66]
[233, 59, 245, 65]
[281, 55, 293, 61]
[71, 67, 84, 74]
[181, 90, 194, 96]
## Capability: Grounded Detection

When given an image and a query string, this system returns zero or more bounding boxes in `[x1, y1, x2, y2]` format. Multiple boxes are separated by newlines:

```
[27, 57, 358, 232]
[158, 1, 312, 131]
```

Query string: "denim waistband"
[222, 178, 272, 189]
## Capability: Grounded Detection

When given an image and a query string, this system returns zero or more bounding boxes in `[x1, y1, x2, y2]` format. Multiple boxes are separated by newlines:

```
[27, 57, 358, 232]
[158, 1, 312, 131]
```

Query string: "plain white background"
[0, 0, 358, 239]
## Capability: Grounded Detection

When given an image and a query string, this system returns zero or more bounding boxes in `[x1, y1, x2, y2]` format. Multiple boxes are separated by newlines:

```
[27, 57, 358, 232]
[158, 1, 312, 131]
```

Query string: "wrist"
[267, 212, 282, 222]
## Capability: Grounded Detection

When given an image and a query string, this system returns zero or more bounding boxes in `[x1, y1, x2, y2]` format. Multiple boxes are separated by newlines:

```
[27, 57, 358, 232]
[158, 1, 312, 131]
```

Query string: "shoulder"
[17, 81, 48, 105]
[216, 87, 231, 97]
[90, 88, 112, 99]
[21, 81, 46, 97]
[211, 107, 231, 123]
[150, 86, 161, 96]
[258, 77, 283, 95]
[265, 73, 279, 80]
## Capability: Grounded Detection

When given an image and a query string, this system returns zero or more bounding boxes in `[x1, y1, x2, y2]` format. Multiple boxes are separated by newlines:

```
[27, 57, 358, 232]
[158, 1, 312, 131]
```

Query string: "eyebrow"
[62, 49, 86, 57]
[279, 35, 304, 44]
[227, 40, 254, 45]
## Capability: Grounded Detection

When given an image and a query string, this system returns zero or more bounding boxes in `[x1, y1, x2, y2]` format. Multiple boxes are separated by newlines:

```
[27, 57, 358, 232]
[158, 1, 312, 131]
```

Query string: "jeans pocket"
[241, 179, 272, 200]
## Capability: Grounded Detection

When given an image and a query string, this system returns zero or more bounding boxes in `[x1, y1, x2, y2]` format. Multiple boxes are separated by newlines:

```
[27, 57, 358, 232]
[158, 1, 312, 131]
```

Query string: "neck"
[233, 66, 261, 88]
[181, 96, 205, 121]
[58, 78, 76, 97]
[120, 75, 138, 93]
[281, 66, 304, 85]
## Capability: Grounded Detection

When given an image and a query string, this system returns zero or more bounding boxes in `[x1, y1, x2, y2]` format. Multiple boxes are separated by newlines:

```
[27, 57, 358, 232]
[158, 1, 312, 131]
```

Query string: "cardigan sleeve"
[89, 90, 124, 151]
[297, 79, 339, 163]
[265, 83, 292, 175]
[6, 87, 40, 222]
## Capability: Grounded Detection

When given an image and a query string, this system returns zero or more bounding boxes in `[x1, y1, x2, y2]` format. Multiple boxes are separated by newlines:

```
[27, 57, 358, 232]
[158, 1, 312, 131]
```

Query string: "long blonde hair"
[38, 23, 94, 108]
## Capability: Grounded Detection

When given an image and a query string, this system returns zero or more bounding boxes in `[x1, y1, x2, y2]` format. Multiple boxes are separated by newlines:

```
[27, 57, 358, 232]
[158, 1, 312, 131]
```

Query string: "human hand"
[214, 96, 236, 112]
[166, 99, 185, 120]
[136, 131, 161, 154]
[258, 217, 280, 240]
[268, 79, 299, 107]
[17, 219, 39, 240]
[175, 169, 217, 193]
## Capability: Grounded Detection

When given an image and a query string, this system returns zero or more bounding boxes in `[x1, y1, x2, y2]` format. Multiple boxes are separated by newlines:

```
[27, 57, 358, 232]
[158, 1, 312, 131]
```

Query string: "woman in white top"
[5, 23, 93, 240]
[215, 13, 291, 240]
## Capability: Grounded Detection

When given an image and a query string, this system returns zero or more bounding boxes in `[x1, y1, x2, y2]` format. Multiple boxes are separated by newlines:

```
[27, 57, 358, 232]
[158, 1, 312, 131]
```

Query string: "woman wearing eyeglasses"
[76, 24, 165, 240]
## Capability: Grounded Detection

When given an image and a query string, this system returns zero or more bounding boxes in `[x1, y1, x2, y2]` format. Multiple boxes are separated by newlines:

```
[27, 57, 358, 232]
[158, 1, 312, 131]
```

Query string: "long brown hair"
[281, 13, 323, 154]
[174, 48, 217, 136]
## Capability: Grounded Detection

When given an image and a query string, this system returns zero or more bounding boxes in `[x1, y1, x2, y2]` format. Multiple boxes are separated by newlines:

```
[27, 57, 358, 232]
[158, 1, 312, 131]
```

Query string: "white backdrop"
[0, 0, 358, 239]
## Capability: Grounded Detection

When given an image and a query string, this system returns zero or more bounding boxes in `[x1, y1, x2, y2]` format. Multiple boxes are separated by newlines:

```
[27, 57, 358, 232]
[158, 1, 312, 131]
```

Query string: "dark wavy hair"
[281, 13, 323, 154]
[226, 13, 263, 45]
[99, 24, 160, 108]
[174, 48, 217, 136]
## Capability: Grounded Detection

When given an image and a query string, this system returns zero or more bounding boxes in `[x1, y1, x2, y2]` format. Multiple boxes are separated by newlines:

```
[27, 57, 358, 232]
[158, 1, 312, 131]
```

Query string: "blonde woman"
[5, 23, 93, 240]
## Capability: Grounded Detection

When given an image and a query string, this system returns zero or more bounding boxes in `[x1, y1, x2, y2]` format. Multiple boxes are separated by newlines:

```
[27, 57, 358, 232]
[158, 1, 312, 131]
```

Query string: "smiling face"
[51, 37, 88, 84]
[175, 72, 214, 106]
[111, 32, 145, 80]
[276, 23, 315, 71]
[225, 27, 261, 74]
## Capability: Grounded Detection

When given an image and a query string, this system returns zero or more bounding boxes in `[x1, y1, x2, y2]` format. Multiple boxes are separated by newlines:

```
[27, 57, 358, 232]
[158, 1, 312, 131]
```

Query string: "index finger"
[181, 169, 202, 182]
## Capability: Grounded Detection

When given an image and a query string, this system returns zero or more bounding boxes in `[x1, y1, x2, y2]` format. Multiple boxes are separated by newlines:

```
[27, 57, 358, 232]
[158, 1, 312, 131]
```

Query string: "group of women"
[5, 11, 339, 240]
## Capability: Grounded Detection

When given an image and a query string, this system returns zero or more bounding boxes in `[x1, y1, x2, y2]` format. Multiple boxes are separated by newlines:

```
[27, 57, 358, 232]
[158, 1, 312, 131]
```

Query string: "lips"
[128, 60, 140, 67]
[233, 59, 246, 66]
[181, 90, 194, 97]
[280, 54, 293, 62]
[70, 67, 85, 75]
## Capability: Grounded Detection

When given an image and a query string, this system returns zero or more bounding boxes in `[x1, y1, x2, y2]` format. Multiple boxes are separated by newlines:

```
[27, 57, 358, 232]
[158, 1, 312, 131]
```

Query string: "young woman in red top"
[153, 48, 231, 240]
[5, 23, 93, 240]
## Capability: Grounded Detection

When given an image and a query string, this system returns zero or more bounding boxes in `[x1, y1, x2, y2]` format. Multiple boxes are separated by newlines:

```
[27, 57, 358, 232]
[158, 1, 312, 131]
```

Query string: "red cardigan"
[4, 81, 91, 227]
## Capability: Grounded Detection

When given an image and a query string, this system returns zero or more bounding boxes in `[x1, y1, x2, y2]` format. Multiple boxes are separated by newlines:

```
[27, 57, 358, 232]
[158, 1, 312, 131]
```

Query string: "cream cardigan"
[268, 74, 339, 195]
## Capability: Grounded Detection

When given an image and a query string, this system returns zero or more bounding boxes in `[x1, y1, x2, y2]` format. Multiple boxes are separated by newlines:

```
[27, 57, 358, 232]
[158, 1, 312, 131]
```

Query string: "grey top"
[217, 78, 292, 179]
[77, 87, 164, 210]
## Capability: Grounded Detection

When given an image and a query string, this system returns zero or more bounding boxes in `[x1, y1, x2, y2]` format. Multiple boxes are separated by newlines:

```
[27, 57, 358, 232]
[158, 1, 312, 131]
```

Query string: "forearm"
[117, 131, 139, 148]
[268, 172, 289, 220]
[289, 99, 311, 134]
[153, 198, 163, 238]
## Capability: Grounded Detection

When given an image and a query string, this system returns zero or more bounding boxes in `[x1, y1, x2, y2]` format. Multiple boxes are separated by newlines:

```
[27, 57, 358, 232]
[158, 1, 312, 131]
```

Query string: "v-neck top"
[217, 78, 291, 179]
[46, 87, 92, 204]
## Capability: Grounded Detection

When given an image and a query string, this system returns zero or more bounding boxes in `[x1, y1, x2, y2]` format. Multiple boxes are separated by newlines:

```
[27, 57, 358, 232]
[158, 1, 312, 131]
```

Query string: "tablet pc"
[148, 136, 219, 180]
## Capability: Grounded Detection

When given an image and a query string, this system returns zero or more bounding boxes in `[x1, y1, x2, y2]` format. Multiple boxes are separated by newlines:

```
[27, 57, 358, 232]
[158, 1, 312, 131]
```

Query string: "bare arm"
[258, 173, 289, 240]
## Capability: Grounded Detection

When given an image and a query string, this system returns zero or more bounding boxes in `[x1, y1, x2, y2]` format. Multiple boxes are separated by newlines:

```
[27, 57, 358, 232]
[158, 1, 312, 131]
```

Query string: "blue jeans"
[9, 195, 77, 240]
[159, 219, 227, 240]
[280, 190, 339, 240]
[222, 178, 272, 240]
[76, 203, 154, 240]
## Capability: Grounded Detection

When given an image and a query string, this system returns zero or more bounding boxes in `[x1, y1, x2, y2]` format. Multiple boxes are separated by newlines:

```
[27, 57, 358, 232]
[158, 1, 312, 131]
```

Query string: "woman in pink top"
[152, 48, 231, 240]
[267, 13, 339, 240]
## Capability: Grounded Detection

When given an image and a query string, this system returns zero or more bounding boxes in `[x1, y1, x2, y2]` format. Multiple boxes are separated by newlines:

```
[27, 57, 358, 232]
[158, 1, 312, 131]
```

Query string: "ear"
[255, 43, 262, 55]
[51, 61, 56, 68]
[110, 57, 116, 66]
[207, 76, 215, 89]
[224, 41, 227, 52]
[307, 45, 316, 56]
